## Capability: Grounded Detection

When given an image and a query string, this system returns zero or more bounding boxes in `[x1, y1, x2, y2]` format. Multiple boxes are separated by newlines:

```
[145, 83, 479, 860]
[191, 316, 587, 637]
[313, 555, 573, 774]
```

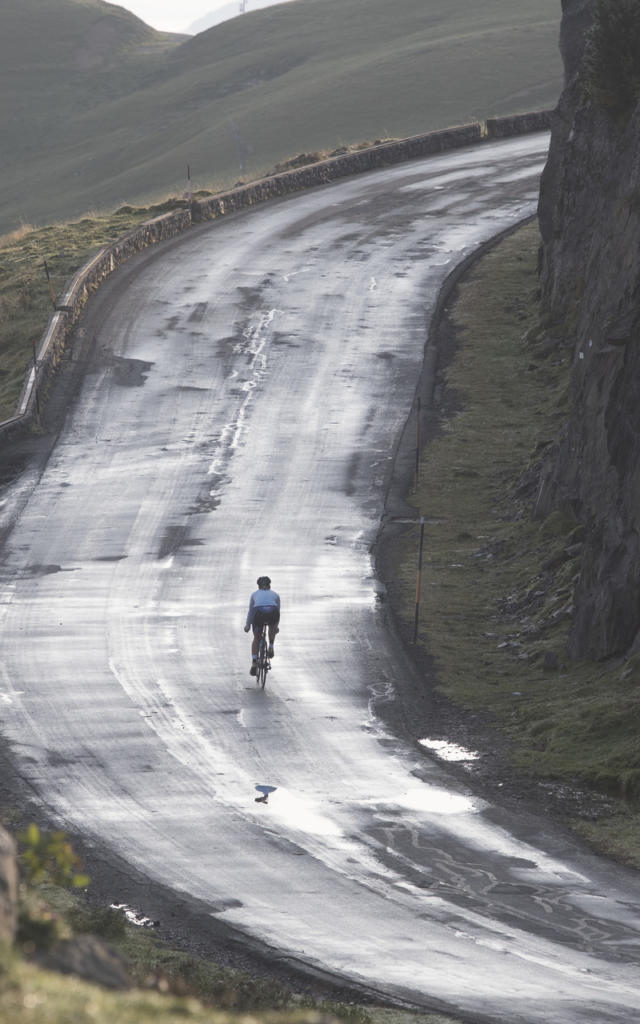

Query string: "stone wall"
[191, 124, 483, 223]
[485, 110, 552, 138]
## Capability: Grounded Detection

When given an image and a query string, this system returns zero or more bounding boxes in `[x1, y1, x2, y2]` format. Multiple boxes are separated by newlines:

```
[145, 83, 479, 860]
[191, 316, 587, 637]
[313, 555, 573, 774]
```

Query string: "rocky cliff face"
[538, 0, 640, 660]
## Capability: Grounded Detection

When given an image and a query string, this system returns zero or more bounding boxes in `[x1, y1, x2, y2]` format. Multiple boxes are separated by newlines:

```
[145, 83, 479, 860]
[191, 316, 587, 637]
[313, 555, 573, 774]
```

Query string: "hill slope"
[0, 0, 562, 232]
[0, 0, 183, 114]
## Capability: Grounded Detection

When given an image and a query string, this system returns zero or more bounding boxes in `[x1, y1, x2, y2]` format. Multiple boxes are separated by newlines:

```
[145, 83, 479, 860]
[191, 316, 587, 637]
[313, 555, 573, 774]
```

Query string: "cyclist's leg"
[251, 612, 266, 656]
[267, 610, 280, 653]
[250, 615, 264, 674]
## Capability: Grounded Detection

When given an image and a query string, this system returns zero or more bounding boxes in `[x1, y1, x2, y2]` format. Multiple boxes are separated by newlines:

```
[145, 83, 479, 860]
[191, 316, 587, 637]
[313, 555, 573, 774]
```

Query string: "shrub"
[16, 890, 66, 952]
[18, 824, 90, 889]
[67, 904, 127, 940]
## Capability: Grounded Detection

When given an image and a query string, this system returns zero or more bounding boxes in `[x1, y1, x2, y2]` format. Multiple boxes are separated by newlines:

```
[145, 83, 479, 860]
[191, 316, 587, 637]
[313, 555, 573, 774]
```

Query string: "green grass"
[0, 952, 346, 1024]
[0, 950, 462, 1024]
[27, 888, 304, 1013]
[0, 0, 562, 233]
[0, 878, 462, 1024]
[0, 200, 195, 421]
[388, 220, 640, 867]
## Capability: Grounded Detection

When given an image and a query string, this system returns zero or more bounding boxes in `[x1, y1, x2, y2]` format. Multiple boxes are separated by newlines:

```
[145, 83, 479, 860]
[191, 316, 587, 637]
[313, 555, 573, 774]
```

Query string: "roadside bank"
[379, 220, 640, 869]
[0, 778, 463, 1024]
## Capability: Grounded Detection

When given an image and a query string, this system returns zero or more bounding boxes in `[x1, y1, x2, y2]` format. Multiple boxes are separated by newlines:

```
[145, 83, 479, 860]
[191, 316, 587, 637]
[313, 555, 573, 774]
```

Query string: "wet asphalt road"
[1, 135, 640, 1023]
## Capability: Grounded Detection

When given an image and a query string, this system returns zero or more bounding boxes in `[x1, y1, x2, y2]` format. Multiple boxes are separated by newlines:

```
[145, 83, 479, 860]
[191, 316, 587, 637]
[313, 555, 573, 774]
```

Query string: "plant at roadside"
[16, 888, 69, 953]
[66, 903, 127, 941]
[583, 0, 640, 114]
[18, 824, 90, 889]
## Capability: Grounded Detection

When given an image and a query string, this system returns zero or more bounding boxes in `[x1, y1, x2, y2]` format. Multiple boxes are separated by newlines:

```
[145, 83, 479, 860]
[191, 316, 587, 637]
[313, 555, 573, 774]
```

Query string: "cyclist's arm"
[245, 595, 255, 630]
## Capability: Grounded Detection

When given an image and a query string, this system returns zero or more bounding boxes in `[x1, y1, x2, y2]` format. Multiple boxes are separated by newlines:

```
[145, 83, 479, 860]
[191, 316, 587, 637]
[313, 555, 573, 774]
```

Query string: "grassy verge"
[0, 201, 189, 423]
[1, 852, 461, 1024]
[388, 220, 640, 867]
[0, 952, 280, 1024]
[0, 945, 460, 1024]
[0, 951, 363, 1024]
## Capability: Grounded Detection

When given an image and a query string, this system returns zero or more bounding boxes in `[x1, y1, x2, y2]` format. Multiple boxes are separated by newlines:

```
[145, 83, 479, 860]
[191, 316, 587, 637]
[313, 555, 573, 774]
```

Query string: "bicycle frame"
[256, 623, 270, 689]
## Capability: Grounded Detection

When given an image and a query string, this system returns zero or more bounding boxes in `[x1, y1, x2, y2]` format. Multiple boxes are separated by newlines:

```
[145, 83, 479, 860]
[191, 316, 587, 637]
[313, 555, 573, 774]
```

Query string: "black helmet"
[257, 576, 271, 589]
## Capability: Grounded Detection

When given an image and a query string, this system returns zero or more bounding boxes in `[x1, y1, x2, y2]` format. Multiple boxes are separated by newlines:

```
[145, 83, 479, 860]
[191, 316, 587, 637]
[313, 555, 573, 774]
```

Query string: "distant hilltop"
[188, 0, 297, 34]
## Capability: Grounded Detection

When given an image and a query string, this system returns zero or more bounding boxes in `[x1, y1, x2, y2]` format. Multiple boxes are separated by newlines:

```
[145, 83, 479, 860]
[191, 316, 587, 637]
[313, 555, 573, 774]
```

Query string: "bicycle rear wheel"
[257, 627, 269, 689]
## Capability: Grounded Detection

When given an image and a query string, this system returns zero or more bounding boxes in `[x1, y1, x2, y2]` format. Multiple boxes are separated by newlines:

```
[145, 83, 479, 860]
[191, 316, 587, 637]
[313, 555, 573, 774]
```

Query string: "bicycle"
[255, 623, 271, 689]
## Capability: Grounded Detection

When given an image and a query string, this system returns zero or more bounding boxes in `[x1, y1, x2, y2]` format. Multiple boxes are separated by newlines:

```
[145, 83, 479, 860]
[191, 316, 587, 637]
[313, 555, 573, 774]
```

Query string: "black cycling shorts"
[252, 607, 280, 633]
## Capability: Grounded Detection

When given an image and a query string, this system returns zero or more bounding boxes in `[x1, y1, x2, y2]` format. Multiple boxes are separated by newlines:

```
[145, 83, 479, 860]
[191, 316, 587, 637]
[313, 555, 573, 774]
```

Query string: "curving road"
[2, 134, 640, 1023]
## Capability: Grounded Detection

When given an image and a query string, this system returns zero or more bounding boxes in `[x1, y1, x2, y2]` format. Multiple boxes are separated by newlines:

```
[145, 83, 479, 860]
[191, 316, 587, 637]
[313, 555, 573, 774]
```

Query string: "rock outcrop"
[36, 934, 130, 989]
[537, 0, 640, 660]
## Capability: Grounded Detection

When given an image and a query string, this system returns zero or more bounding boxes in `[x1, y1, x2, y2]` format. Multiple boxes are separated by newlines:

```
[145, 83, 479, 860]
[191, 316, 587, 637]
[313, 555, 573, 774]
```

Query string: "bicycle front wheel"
[257, 631, 269, 689]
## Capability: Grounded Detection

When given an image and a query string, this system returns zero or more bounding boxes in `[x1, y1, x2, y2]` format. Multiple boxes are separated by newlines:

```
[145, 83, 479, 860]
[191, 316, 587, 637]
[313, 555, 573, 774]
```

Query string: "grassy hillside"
[1, 0, 562, 233]
[0, 0, 183, 120]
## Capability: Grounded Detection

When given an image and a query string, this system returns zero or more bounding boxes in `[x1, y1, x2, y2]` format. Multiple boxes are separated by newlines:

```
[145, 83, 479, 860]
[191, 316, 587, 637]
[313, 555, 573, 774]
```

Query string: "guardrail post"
[31, 339, 40, 421]
[42, 257, 56, 309]
[414, 395, 421, 491]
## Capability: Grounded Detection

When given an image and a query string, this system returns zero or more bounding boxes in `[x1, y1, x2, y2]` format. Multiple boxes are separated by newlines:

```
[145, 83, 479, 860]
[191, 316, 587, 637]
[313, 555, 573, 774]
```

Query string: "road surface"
[1, 134, 640, 1023]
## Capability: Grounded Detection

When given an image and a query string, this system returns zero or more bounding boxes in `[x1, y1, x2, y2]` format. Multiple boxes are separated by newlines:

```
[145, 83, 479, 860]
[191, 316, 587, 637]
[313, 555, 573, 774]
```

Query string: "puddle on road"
[103, 353, 154, 387]
[252, 785, 343, 837]
[419, 738, 480, 763]
[22, 564, 80, 577]
[393, 786, 477, 816]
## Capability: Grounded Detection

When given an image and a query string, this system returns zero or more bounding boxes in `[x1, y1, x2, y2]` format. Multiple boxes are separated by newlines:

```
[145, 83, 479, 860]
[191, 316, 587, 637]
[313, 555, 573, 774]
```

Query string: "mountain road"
[1, 134, 640, 1023]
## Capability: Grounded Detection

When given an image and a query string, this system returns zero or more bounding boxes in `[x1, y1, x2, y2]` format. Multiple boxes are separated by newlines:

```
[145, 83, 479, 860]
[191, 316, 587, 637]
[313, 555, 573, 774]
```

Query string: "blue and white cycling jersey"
[245, 588, 281, 629]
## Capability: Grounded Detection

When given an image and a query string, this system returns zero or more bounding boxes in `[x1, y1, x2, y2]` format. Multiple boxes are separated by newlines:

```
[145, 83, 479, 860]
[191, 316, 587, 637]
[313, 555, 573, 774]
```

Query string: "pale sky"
[117, 0, 288, 34]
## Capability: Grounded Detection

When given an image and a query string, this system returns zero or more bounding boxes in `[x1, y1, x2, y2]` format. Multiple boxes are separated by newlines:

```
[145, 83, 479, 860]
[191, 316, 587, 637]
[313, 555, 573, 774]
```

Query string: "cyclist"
[244, 576, 281, 676]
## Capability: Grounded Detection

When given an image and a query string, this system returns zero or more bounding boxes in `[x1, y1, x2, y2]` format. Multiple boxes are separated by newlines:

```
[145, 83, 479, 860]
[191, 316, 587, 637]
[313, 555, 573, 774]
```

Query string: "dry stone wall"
[485, 110, 552, 138]
[0, 114, 552, 443]
[191, 124, 483, 223]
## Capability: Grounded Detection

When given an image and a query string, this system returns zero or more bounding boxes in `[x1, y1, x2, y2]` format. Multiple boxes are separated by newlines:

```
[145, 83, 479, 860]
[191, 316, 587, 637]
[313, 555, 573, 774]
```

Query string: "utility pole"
[413, 516, 425, 644]
[42, 257, 56, 309]
[239, 0, 248, 12]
